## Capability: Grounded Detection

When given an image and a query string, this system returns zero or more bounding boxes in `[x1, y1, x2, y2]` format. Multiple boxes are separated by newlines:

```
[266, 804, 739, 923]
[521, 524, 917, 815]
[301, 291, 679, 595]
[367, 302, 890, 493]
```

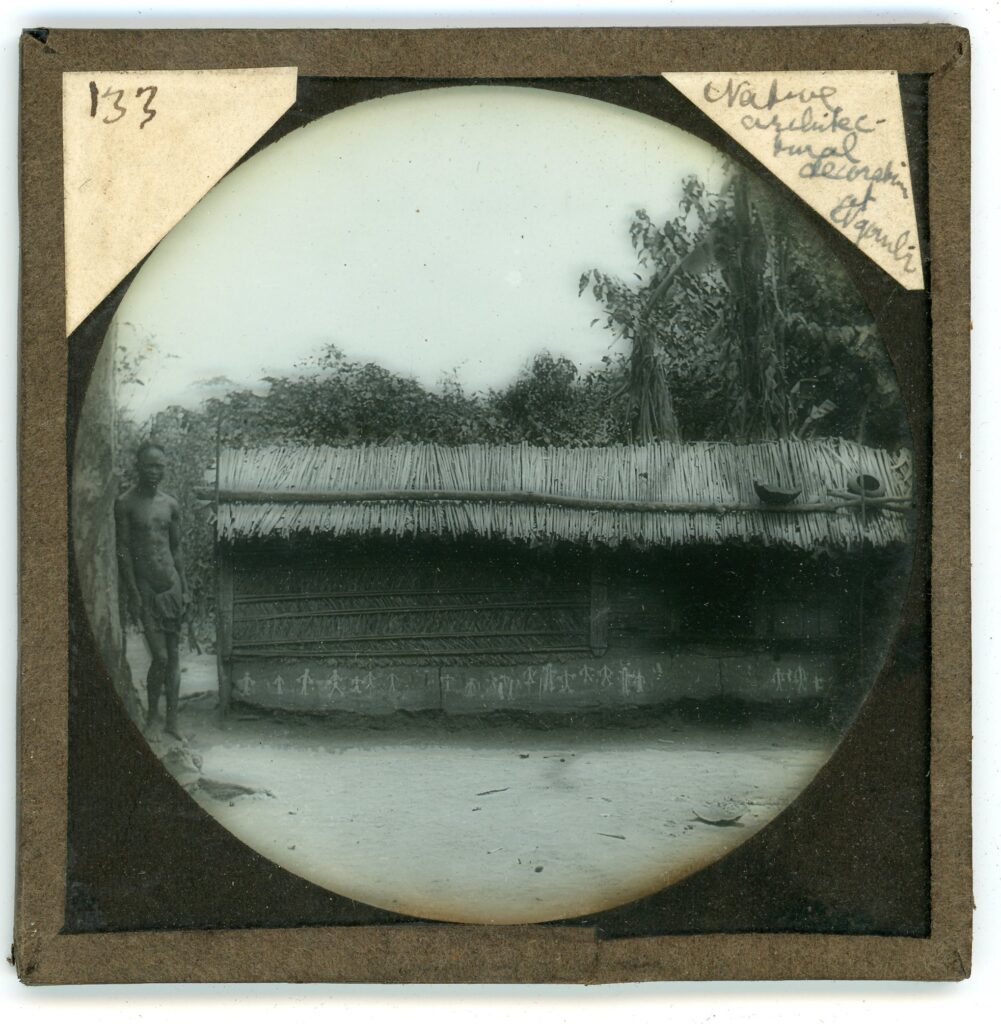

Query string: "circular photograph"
[72, 84, 915, 925]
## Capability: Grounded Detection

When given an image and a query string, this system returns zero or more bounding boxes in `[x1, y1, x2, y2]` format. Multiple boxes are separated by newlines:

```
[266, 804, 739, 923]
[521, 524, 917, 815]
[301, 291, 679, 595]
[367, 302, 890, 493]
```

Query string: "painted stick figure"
[325, 669, 344, 697]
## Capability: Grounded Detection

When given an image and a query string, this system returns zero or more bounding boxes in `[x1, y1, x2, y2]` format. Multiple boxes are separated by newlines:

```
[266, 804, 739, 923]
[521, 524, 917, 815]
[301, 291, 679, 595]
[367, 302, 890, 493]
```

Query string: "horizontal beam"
[233, 628, 588, 648]
[230, 644, 592, 659]
[196, 486, 913, 516]
[235, 598, 589, 622]
[234, 586, 585, 605]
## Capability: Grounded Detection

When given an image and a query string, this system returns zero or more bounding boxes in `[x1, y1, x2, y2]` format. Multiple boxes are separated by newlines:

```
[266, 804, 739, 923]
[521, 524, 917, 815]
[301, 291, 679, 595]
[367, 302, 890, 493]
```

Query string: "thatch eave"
[212, 439, 914, 552]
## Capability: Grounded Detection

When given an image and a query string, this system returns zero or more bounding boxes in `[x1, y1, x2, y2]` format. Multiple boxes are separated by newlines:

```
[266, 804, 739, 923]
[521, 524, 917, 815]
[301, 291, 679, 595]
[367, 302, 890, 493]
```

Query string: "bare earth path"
[130, 638, 837, 924]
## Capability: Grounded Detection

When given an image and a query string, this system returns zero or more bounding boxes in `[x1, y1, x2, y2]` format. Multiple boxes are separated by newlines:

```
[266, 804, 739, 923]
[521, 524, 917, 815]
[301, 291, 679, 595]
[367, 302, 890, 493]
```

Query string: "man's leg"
[164, 633, 181, 738]
[144, 661, 162, 725]
[144, 627, 168, 727]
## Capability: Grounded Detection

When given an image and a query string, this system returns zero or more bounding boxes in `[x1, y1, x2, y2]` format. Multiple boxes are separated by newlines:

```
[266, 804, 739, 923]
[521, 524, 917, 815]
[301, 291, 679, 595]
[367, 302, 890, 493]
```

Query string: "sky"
[108, 83, 725, 420]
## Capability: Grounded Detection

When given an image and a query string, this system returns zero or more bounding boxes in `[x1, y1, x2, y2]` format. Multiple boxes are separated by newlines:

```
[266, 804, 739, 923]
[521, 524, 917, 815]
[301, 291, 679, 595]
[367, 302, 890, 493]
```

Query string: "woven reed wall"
[229, 543, 593, 665]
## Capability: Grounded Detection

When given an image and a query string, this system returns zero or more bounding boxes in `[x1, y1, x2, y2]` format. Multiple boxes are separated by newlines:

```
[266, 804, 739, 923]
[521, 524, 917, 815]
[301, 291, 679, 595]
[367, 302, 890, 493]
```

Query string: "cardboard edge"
[15, 23, 973, 985]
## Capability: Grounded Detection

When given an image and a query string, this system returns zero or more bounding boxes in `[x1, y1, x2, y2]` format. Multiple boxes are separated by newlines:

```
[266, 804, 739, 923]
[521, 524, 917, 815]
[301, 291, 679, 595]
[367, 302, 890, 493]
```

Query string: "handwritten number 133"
[88, 81, 157, 128]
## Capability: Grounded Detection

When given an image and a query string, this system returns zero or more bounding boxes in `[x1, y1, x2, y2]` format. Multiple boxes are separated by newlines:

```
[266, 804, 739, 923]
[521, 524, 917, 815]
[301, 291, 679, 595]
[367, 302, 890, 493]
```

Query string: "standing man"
[115, 441, 188, 738]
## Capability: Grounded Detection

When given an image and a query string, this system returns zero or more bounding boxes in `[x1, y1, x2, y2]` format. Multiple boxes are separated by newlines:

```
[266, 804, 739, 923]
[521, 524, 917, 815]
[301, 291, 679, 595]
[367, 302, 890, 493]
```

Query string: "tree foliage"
[581, 171, 908, 446]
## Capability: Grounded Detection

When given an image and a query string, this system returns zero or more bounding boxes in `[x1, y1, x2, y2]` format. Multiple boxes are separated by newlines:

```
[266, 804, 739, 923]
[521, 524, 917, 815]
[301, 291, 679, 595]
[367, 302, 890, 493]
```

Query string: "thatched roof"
[213, 439, 913, 551]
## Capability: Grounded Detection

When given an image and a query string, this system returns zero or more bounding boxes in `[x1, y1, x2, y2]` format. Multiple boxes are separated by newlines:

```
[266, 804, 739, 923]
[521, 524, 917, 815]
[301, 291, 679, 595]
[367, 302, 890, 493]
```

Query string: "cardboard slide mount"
[17, 26, 969, 984]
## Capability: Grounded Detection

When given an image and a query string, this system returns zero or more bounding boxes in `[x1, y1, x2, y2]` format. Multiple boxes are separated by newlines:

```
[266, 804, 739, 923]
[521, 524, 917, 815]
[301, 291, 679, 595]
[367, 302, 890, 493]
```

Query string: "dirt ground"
[128, 637, 838, 925]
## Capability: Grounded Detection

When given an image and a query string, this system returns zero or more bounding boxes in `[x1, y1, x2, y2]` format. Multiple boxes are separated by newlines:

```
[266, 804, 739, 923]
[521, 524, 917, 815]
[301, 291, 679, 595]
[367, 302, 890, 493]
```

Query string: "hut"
[208, 439, 913, 718]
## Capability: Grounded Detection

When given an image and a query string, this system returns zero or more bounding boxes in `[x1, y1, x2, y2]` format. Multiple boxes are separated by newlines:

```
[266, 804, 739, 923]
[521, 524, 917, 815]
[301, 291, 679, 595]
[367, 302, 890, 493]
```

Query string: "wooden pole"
[589, 553, 609, 657]
[229, 644, 591, 660]
[216, 541, 234, 714]
[233, 598, 589, 622]
[234, 585, 585, 605]
[212, 411, 241, 715]
[194, 485, 913, 517]
[233, 627, 585, 648]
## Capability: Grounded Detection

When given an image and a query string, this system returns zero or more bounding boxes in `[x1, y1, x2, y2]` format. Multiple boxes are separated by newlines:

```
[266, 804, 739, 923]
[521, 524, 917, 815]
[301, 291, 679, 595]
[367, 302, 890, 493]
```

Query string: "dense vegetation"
[581, 172, 906, 446]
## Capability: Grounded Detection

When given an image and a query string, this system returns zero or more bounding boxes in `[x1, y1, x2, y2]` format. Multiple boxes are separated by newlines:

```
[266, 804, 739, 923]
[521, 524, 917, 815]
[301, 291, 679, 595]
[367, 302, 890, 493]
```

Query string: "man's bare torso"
[117, 487, 181, 594]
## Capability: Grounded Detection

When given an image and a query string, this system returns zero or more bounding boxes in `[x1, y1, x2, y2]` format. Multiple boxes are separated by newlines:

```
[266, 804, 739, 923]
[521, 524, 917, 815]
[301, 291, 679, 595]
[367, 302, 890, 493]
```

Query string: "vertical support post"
[590, 552, 609, 657]
[831, 559, 865, 728]
[752, 551, 772, 641]
[217, 540, 234, 714]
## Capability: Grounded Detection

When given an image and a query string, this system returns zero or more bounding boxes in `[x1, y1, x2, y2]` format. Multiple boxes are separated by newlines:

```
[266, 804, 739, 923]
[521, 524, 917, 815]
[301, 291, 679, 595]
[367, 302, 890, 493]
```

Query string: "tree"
[581, 171, 908, 447]
[581, 175, 728, 442]
[487, 353, 628, 447]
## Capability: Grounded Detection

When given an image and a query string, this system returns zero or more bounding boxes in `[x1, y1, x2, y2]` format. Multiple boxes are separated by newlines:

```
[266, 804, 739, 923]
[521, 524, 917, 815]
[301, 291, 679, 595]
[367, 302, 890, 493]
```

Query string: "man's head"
[135, 441, 167, 490]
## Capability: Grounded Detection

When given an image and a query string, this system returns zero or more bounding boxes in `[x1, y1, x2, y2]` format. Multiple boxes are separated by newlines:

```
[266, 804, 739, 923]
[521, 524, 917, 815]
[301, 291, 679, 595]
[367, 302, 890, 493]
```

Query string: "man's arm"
[114, 495, 142, 618]
[168, 497, 189, 604]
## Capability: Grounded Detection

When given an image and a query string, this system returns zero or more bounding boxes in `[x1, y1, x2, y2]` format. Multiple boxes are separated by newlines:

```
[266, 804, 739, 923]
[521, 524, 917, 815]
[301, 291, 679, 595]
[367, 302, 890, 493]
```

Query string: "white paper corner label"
[662, 72, 924, 291]
[62, 67, 299, 336]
